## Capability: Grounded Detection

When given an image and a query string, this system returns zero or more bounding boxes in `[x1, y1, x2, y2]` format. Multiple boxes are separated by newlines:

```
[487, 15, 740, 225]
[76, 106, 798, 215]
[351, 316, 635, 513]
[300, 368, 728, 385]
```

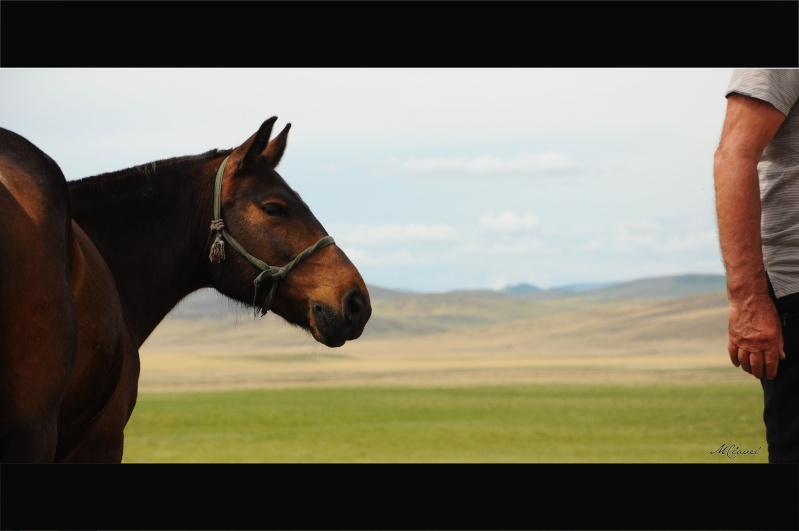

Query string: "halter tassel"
[209, 219, 226, 263]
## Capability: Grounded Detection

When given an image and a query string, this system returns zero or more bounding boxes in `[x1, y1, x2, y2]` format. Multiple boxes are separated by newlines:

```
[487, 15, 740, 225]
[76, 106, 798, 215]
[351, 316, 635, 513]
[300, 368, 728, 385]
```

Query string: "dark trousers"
[763, 282, 799, 463]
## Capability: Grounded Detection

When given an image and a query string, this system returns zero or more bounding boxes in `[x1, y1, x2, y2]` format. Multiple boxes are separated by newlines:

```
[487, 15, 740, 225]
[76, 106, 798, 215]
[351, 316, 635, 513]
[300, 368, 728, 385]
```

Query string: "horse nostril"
[344, 289, 366, 324]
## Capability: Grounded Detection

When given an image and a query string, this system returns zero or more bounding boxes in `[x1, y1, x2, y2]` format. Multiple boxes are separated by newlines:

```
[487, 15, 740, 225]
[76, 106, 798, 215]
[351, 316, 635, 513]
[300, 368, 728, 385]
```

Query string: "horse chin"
[312, 330, 347, 349]
[308, 301, 350, 348]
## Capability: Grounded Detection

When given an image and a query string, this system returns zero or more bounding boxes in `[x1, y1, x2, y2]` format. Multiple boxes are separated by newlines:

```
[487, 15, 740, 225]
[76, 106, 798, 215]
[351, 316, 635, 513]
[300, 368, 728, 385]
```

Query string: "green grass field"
[122, 381, 768, 463]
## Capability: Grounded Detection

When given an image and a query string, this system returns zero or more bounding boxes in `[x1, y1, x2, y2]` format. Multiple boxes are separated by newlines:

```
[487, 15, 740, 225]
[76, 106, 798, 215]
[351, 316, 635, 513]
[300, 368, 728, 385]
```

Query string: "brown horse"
[0, 117, 371, 462]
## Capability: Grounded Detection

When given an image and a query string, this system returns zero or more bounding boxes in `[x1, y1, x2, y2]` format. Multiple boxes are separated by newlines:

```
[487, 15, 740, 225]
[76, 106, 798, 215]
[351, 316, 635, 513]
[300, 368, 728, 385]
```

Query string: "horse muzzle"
[309, 288, 371, 347]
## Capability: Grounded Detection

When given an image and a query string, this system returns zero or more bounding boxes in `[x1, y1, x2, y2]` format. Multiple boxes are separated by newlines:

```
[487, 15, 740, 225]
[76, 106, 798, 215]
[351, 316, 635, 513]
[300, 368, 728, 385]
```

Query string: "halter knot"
[252, 268, 288, 317]
[209, 218, 226, 263]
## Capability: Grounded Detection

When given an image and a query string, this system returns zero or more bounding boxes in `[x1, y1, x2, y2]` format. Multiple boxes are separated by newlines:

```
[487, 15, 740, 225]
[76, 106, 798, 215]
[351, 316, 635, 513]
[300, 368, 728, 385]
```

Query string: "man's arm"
[714, 93, 787, 380]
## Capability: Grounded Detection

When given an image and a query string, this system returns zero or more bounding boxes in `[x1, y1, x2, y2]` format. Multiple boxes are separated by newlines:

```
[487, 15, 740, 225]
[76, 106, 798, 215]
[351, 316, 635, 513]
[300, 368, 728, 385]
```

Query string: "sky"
[0, 68, 735, 293]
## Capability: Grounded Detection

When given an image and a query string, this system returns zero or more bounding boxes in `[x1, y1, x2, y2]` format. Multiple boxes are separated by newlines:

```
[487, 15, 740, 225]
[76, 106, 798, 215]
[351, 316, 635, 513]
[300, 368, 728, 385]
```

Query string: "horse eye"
[262, 203, 286, 217]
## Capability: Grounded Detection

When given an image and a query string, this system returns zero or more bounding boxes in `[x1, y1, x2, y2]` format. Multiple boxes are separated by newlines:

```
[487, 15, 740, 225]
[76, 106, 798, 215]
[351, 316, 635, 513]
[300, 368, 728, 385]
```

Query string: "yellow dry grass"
[138, 292, 748, 392]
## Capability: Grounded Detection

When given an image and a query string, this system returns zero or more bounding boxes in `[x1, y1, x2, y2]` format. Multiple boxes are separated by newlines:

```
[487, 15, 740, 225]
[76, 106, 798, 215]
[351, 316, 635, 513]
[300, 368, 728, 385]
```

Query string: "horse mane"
[68, 148, 233, 204]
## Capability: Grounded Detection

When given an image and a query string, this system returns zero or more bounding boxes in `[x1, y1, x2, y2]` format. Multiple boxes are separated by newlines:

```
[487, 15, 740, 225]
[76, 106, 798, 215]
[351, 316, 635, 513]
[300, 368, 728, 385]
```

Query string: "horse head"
[205, 117, 371, 347]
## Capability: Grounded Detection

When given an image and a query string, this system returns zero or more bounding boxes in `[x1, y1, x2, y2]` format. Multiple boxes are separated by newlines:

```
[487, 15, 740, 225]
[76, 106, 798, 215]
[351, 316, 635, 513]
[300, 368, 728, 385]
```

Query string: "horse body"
[1, 118, 371, 462]
[55, 220, 139, 462]
[0, 127, 78, 461]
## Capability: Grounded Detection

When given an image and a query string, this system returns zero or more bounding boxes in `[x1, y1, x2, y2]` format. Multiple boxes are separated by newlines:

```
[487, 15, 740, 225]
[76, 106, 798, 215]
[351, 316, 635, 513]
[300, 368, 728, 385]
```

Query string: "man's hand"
[728, 294, 785, 380]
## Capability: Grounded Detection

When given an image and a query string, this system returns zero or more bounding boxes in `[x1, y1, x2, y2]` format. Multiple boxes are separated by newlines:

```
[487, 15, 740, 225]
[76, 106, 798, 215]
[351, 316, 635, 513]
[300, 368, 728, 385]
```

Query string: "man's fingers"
[749, 350, 766, 379]
[738, 348, 753, 374]
[729, 340, 741, 367]
[738, 351, 765, 380]
[763, 348, 782, 380]
[738, 348, 783, 380]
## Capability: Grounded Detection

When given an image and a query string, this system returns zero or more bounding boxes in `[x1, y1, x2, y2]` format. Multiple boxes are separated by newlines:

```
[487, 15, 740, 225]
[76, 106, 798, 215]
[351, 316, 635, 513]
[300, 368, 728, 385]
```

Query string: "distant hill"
[551, 282, 614, 293]
[503, 282, 614, 295]
[588, 274, 727, 300]
[165, 273, 728, 325]
[503, 283, 542, 295]
[501, 274, 726, 301]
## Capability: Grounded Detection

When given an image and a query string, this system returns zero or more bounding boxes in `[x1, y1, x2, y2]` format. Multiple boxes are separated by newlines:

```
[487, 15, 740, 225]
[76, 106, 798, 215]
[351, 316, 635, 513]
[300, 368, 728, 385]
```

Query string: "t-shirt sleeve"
[726, 69, 799, 116]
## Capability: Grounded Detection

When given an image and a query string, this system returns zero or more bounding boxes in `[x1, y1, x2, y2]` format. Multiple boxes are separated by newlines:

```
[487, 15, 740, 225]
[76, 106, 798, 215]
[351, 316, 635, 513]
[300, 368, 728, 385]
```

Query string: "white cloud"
[370, 152, 579, 177]
[341, 248, 415, 267]
[660, 230, 720, 254]
[328, 223, 460, 246]
[580, 238, 605, 252]
[467, 153, 578, 174]
[479, 211, 540, 232]
[611, 220, 719, 257]
[573, 225, 604, 235]
[398, 157, 465, 173]
[472, 239, 545, 255]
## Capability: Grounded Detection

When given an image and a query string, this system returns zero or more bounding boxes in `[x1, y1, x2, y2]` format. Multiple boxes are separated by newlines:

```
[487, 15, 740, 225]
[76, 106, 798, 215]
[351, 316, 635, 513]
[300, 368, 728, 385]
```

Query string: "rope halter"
[208, 155, 335, 316]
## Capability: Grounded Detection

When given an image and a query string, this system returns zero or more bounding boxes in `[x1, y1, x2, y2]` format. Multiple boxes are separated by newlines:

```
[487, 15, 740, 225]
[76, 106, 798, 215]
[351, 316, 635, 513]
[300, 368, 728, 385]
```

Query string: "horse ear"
[235, 117, 277, 172]
[264, 122, 291, 169]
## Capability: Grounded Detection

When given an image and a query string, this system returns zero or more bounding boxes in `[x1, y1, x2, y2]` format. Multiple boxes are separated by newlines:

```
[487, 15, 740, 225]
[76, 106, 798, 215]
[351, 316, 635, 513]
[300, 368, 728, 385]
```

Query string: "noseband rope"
[209, 156, 335, 316]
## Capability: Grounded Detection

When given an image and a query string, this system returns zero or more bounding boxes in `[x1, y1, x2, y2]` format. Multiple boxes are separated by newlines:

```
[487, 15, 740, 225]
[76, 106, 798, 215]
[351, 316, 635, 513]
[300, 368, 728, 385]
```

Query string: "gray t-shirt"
[726, 69, 799, 298]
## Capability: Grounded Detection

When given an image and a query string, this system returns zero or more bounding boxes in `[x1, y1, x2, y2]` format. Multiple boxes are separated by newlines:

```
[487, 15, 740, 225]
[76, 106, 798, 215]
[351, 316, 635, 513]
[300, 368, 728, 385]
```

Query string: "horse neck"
[69, 156, 221, 346]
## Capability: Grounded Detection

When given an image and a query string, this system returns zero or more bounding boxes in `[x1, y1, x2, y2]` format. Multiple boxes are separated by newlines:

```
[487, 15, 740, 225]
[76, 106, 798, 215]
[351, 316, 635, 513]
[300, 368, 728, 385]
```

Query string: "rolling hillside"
[138, 274, 740, 392]
[168, 273, 729, 329]
[501, 273, 727, 300]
